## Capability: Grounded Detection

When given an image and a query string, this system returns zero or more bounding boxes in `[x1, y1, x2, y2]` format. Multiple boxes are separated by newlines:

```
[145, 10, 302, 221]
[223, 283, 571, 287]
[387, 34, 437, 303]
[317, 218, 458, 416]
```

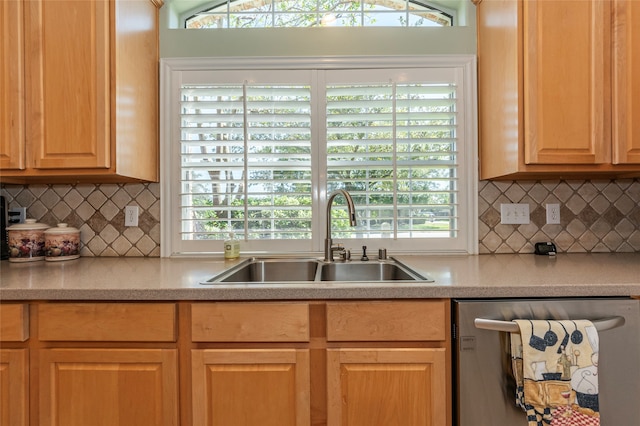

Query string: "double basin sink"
[203, 257, 433, 284]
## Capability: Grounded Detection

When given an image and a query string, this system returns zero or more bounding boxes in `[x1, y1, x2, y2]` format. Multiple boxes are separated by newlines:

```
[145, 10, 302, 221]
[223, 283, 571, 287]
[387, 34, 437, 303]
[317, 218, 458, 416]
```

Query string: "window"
[161, 56, 477, 256]
[184, 0, 455, 28]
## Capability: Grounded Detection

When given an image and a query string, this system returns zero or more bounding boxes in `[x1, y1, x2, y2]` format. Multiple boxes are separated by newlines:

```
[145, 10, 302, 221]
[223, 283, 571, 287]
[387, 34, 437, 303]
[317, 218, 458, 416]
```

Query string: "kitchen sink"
[205, 258, 320, 283]
[318, 261, 426, 282]
[202, 257, 432, 284]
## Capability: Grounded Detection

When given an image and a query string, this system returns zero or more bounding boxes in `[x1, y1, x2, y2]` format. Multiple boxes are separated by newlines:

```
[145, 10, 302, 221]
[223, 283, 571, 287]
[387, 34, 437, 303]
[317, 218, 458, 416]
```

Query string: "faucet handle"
[378, 248, 387, 260]
[340, 249, 351, 261]
[361, 245, 369, 261]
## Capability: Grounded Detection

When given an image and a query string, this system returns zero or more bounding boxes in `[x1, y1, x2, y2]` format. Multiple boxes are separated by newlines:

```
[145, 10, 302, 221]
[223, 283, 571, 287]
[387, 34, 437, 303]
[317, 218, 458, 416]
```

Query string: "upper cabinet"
[613, 0, 640, 164]
[0, 0, 162, 184]
[475, 0, 640, 180]
[0, 0, 25, 172]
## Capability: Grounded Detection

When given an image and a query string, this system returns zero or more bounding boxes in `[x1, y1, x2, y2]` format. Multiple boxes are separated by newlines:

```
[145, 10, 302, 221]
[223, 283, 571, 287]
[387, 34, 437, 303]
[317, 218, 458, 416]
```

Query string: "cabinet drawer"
[0, 304, 29, 342]
[192, 302, 310, 342]
[326, 300, 447, 342]
[38, 303, 177, 342]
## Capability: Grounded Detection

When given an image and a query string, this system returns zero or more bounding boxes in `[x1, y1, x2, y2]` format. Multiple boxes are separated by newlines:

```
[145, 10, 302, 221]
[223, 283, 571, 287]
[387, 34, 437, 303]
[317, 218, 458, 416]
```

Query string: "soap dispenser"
[224, 232, 240, 259]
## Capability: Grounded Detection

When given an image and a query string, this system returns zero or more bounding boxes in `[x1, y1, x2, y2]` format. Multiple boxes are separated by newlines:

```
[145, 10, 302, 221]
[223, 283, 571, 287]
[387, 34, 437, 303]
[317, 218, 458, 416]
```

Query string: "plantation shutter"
[324, 68, 459, 240]
[164, 57, 476, 255]
[180, 79, 313, 241]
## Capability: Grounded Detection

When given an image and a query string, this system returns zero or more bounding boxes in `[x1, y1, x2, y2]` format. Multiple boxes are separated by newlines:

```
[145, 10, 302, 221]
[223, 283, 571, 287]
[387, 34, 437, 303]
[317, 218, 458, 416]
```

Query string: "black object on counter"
[534, 241, 557, 256]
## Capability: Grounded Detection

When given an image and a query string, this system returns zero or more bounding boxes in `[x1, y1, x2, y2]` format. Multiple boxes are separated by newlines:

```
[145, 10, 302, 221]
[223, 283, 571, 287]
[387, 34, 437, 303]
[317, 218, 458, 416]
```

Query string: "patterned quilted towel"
[510, 319, 600, 426]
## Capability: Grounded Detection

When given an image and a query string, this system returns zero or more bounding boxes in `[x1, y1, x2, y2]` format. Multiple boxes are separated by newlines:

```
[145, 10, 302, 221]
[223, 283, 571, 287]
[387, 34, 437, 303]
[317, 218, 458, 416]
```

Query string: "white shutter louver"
[181, 83, 313, 241]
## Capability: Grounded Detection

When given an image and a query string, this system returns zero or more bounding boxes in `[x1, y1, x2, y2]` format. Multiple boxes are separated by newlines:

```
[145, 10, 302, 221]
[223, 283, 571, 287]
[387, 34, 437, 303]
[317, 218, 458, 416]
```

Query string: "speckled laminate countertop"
[1, 253, 639, 300]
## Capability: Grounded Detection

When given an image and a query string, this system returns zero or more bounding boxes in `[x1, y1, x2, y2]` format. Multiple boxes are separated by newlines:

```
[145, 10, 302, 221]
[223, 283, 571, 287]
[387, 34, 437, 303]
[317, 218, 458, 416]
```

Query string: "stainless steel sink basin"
[205, 258, 320, 283]
[319, 261, 427, 282]
[202, 257, 432, 284]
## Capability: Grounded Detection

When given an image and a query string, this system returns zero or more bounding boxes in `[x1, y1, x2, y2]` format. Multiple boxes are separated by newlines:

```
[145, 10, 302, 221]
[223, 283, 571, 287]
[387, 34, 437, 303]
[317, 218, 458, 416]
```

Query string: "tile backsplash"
[479, 179, 640, 253]
[1, 183, 161, 257]
[2, 179, 640, 256]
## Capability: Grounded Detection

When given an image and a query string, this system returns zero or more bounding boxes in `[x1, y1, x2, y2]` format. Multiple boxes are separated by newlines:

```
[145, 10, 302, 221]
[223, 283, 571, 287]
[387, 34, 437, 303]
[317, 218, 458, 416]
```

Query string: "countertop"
[1, 253, 639, 300]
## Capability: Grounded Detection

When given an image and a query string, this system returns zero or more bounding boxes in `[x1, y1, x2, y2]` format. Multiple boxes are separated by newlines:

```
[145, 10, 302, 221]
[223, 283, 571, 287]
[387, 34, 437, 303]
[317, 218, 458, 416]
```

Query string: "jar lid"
[7, 218, 50, 231]
[45, 223, 80, 235]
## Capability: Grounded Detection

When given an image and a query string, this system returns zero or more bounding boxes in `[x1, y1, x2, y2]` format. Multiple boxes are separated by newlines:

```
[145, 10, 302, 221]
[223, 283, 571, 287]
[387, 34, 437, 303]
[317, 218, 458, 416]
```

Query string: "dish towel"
[510, 319, 600, 426]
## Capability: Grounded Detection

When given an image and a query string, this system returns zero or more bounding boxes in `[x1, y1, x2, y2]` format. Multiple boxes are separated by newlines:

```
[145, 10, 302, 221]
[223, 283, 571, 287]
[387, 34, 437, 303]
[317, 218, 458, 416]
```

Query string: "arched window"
[184, 0, 454, 28]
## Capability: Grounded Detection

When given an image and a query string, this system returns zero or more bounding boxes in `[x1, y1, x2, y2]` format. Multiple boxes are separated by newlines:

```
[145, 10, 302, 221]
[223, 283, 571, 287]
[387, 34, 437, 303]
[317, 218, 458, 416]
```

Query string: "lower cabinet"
[35, 302, 179, 426]
[325, 300, 450, 426]
[0, 303, 29, 426]
[39, 348, 178, 426]
[0, 349, 29, 426]
[190, 300, 451, 426]
[327, 348, 447, 426]
[0, 299, 450, 426]
[190, 302, 312, 426]
[192, 349, 310, 426]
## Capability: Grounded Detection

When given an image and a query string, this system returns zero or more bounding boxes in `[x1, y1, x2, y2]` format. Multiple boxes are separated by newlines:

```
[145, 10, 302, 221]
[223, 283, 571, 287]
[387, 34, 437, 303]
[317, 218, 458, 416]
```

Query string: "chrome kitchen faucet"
[324, 189, 357, 262]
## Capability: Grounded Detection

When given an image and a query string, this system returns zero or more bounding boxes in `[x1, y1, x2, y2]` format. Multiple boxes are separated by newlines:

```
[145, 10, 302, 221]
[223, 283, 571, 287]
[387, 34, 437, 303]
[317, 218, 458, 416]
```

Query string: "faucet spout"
[324, 189, 357, 262]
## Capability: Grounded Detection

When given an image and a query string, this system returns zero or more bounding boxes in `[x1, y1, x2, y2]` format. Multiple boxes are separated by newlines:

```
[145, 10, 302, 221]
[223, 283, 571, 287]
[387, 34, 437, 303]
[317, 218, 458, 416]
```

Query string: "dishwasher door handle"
[474, 316, 625, 333]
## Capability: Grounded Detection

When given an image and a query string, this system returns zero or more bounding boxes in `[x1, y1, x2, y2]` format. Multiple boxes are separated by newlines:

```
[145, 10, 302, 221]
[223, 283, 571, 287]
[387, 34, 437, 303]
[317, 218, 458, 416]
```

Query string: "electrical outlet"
[500, 203, 530, 224]
[546, 203, 561, 224]
[125, 206, 139, 227]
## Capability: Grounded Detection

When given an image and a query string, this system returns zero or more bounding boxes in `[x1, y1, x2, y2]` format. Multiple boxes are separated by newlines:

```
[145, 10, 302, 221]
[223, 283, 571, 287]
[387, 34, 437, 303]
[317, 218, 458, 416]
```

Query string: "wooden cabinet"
[0, 0, 25, 172]
[327, 348, 447, 426]
[2, 300, 450, 426]
[191, 303, 311, 426]
[39, 348, 177, 426]
[476, 0, 640, 179]
[37, 303, 178, 426]
[325, 301, 450, 426]
[190, 300, 451, 426]
[192, 349, 310, 426]
[612, 0, 640, 164]
[0, 304, 29, 426]
[0, 0, 162, 184]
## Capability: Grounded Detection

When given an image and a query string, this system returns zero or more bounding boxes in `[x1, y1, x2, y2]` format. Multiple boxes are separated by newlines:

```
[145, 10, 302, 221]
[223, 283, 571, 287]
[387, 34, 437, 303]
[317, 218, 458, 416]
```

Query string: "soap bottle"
[224, 232, 240, 259]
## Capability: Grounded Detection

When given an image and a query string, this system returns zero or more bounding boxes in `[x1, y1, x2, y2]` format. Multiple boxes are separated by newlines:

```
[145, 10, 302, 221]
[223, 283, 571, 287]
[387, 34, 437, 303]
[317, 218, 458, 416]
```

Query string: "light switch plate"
[500, 203, 530, 224]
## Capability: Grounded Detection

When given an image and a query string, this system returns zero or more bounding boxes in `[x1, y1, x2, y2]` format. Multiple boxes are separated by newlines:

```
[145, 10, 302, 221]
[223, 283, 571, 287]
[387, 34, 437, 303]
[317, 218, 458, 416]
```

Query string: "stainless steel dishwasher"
[453, 297, 640, 426]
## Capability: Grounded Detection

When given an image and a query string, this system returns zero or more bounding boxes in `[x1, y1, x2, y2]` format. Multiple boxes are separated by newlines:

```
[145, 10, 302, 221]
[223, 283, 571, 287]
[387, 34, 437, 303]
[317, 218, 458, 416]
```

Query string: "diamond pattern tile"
[478, 179, 640, 253]
[2, 179, 640, 257]
[1, 183, 160, 257]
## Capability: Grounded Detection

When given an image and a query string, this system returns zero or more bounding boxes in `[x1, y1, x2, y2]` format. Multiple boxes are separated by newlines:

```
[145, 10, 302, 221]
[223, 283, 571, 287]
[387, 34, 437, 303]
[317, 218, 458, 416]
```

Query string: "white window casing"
[160, 56, 478, 257]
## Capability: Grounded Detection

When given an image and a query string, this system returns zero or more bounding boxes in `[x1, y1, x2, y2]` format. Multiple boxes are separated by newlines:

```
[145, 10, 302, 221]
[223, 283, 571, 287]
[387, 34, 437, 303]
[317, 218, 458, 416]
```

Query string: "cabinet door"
[613, 0, 640, 164]
[192, 349, 311, 426]
[0, 349, 28, 426]
[524, 0, 611, 164]
[39, 348, 178, 426]
[0, 0, 25, 170]
[24, 0, 110, 170]
[327, 348, 447, 426]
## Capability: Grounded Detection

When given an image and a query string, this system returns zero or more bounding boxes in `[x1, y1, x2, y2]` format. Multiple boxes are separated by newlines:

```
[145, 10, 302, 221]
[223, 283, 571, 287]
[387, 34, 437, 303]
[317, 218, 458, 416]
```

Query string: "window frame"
[160, 55, 478, 257]
[182, 0, 456, 28]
